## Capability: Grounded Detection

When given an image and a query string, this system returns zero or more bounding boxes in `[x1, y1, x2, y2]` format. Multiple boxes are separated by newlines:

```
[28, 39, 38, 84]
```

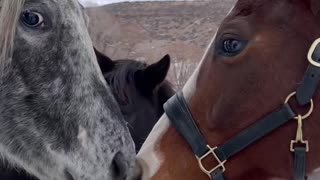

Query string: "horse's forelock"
[107, 61, 145, 103]
[0, 0, 25, 80]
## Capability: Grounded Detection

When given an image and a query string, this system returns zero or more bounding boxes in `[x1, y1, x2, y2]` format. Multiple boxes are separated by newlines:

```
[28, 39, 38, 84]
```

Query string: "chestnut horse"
[138, 0, 320, 179]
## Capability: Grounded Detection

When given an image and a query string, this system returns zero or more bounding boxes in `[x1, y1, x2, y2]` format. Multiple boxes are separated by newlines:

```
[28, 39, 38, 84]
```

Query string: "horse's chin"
[131, 160, 143, 180]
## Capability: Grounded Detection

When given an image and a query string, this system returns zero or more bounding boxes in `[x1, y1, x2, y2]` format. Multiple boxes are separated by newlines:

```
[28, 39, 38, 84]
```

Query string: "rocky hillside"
[86, 1, 235, 89]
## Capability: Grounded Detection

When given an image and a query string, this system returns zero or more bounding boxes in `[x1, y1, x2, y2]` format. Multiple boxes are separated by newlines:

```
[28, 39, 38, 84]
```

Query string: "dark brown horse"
[95, 47, 175, 152]
[137, 0, 320, 179]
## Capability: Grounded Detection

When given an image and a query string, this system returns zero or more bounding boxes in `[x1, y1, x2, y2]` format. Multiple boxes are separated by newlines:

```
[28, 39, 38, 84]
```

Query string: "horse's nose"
[63, 169, 75, 180]
[111, 151, 128, 179]
[111, 151, 142, 180]
[131, 159, 143, 180]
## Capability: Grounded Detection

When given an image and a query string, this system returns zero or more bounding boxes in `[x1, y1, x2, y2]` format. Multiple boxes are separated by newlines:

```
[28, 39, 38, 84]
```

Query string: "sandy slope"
[86, 1, 235, 88]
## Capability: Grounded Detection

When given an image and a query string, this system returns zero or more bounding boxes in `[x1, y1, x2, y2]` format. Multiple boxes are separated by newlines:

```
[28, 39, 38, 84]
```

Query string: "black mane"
[104, 60, 146, 103]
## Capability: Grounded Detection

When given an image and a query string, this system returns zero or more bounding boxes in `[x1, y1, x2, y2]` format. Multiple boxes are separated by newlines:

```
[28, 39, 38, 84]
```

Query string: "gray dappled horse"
[0, 0, 139, 180]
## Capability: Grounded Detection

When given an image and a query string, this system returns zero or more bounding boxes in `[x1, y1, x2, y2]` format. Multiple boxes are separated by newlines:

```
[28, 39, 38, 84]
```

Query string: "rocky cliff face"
[86, 1, 235, 89]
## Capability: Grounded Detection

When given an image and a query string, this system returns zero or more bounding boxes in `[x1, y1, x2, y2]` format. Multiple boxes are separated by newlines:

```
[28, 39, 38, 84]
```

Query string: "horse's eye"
[221, 39, 245, 56]
[21, 11, 44, 27]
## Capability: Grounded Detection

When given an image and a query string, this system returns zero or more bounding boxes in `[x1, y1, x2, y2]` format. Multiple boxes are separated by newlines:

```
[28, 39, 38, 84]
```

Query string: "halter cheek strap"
[164, 92, 295, 179]
[297, 38, 320, 105]
[164, 38, 320, 180]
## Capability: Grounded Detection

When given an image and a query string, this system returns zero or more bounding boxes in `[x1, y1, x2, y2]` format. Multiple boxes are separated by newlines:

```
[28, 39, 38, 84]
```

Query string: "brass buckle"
[290, 115, 309, 152]
[196, 145, 226, 178]
[307, 38, 320, 67]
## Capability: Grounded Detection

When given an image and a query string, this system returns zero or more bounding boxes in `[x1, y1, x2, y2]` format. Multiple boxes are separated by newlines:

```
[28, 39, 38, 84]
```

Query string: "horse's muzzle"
[131, 159, 143, 180]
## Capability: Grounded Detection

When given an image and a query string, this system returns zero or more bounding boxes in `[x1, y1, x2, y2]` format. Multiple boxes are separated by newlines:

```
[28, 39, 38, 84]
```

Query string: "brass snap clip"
[284, 92, 314, 120]
[290, 115, 309, 152]
[284, 92, 312, 152]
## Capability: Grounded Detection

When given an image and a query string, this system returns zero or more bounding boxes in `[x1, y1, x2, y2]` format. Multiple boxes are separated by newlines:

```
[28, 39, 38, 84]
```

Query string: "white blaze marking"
[137, 116, 170, 180]
[308, 167, 320, 180]
[77, 126, 88, 148]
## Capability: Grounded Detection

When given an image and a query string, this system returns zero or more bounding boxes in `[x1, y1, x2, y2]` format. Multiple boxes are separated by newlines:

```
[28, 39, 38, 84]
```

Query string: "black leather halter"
[164, 38, 320, 180]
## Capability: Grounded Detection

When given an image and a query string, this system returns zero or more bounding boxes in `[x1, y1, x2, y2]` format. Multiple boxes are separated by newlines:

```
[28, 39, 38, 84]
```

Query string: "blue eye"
[220, 39, 245, 56]
[21, 10, 44, 27]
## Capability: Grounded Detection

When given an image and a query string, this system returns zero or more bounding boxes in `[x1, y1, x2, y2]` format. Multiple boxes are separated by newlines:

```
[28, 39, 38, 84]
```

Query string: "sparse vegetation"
[86, 1, 235, 89]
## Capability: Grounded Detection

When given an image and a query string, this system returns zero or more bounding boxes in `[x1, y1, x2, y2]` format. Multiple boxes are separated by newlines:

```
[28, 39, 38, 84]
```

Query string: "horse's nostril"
[132, 159, 143, 180]
[64, 169, 75, 180]
[111, 151, 127, 179]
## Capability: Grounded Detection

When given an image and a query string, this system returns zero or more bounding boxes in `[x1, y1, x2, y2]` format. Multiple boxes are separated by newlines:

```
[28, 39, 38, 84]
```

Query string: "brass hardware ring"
[284, 92, 314, 120]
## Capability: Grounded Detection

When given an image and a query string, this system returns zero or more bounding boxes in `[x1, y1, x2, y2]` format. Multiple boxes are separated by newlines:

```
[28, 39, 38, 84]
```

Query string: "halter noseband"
[164, 38, 320, 180]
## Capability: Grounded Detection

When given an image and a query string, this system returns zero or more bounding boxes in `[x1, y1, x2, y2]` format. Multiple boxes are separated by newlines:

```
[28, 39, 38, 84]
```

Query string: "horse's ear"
[93, 47, 114, 73]
[135, 54, 171, 92]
